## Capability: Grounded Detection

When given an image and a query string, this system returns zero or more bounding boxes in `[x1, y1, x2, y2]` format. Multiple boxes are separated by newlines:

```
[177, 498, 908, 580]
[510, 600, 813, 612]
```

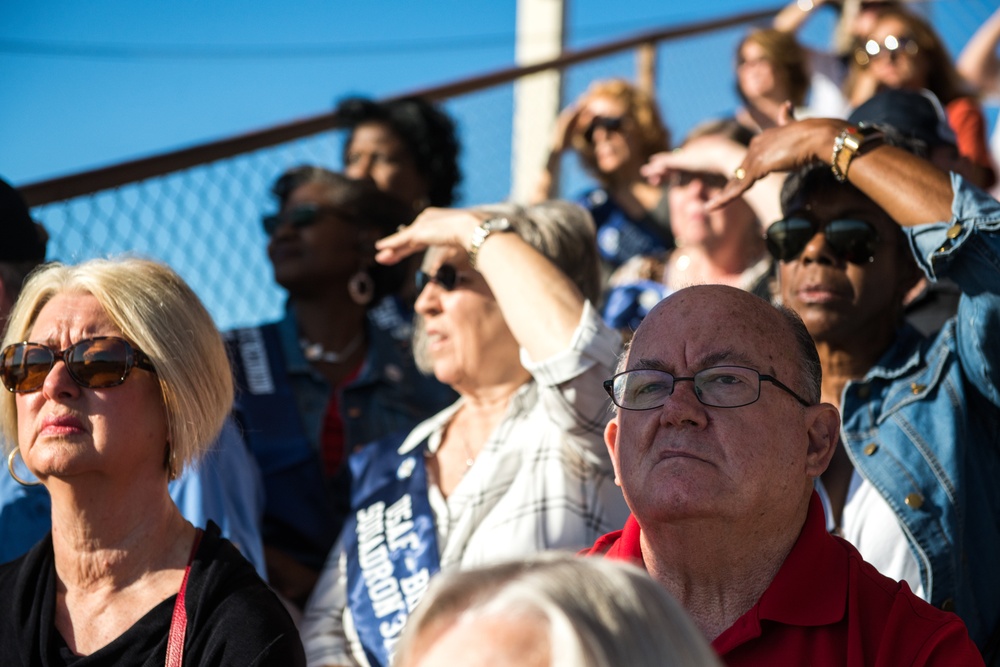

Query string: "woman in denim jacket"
[719, 116, 1000, 661]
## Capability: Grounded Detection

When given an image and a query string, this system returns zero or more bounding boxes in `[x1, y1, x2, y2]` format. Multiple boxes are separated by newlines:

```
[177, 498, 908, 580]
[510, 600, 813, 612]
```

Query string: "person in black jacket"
[0, 257, 304, 665]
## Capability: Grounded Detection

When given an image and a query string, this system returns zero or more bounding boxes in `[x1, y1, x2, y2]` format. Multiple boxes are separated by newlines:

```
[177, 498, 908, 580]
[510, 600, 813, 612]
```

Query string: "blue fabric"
[841, 173, 1000, 649]
[344, 432, 437, 667]
[169, 418, 267, 577]
[602, 280, 671, 332]
[0, 465, 48, 565]
[226, 297, 456, 571]
[576, 187, 673, 268]
[227, 320, 341, 571]
[0, 416, 267, 577]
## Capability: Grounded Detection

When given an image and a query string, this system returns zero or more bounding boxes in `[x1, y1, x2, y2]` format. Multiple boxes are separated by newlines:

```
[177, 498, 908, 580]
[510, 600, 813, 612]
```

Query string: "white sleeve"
[300, 539, 363, 667]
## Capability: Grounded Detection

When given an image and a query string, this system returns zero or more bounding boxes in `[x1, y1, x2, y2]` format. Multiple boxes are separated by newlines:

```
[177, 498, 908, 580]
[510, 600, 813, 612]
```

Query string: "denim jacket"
[226, 297, 456, 570]
[840, 174, 1000, 650]
[272, 297, 456, 455]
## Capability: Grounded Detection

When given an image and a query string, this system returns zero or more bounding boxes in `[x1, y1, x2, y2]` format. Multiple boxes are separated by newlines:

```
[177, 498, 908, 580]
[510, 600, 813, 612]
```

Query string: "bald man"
[587, 284, 982, 665]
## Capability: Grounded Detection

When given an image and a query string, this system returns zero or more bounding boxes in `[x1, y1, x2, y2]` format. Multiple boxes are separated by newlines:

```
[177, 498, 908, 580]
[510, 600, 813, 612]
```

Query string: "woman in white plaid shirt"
[299, 201, 631, 667]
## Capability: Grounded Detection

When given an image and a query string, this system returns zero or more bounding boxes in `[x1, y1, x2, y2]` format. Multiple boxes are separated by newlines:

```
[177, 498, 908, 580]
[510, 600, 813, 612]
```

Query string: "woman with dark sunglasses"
[532, 78, 673, 276]
[231, 167, 455, 612]
[299, 201, 629, 667]
[718, 116, 1000, 657]
[0, 258, 305, 665]
[854, 7, 996, 189]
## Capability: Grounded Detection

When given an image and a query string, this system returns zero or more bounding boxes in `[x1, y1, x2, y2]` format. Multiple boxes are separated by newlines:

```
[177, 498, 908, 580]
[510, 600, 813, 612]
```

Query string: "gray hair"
[413, 201, 602, 374]
[776, 303, 822, 404]
[393, 552, 722, 667]
[475, 200, 602, 305]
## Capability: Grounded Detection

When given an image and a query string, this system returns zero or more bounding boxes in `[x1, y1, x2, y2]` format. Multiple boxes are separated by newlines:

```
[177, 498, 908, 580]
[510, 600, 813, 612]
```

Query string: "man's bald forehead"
[643, 285, 783, 336]
[631, 285, 798, 371]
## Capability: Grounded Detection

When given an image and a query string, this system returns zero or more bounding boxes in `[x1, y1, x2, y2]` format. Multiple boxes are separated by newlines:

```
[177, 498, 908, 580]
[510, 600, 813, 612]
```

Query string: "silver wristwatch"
[468, 217, 512, 270]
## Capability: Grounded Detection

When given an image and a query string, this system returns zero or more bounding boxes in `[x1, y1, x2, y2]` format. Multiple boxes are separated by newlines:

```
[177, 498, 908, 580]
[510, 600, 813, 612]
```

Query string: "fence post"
[511, 0, 566, 204]
[637, 41, 657, 99]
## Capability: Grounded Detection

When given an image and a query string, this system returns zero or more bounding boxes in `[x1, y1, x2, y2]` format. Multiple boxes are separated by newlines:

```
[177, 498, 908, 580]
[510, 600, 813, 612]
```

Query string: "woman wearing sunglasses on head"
[852, 6, 996, 189]
[0, 258, 305, 665]
[715, 115, 1000, 658]
[229, 167, 455, 612]
[298, 201, 630, 667]
[532, 79, 672, 277]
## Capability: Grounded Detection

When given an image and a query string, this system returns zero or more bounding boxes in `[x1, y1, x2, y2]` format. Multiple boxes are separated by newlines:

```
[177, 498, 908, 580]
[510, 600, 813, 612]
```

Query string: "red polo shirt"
[584, 493, 984, 666]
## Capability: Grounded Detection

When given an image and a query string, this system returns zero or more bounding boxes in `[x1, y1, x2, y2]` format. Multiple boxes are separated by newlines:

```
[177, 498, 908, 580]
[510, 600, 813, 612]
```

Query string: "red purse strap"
[166, 529, 203, 667]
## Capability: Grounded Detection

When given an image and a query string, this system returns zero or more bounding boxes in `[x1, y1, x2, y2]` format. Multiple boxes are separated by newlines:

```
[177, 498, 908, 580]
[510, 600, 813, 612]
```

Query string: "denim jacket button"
[940, 598, 956, 612]
[946, 223, 963, 239]
[904, 492, 925, 510]
[910, 383, 926, 395]
[863, 443, 878, 456]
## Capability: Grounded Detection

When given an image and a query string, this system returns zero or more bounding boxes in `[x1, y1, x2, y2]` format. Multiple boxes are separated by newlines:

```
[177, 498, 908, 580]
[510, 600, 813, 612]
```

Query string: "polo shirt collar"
[752, 492, 847, 626]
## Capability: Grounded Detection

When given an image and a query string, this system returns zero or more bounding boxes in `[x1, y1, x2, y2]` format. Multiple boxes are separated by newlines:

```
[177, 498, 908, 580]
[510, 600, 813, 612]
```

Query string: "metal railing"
[18, 2, 994, 330]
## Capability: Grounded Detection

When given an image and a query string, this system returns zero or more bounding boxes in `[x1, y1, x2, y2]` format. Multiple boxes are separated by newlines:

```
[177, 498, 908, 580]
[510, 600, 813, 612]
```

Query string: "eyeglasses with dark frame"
[0, 336, 157, 394]
[765, 217, 880, 265]
[261, 204, 344, 236]
[604, 365, 812, 411]
[583, 116, 626, 144]
[415, 264, 459, 293]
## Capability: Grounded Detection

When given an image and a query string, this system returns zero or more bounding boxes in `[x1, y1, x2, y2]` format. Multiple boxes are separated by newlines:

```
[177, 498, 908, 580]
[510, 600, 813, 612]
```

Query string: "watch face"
[485, 217, 512, 232]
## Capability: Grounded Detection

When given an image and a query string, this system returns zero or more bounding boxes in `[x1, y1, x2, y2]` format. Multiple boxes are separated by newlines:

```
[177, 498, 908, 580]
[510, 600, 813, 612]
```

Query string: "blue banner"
[345, 433, 439, 667]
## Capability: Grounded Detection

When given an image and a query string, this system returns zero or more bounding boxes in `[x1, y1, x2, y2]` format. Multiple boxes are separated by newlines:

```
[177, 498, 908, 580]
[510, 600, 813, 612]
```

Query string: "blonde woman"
[0, 258, 304, 665]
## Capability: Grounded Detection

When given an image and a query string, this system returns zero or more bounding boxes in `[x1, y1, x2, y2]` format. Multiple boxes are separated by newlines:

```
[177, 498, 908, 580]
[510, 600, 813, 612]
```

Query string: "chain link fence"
[27, 0, 995, 331]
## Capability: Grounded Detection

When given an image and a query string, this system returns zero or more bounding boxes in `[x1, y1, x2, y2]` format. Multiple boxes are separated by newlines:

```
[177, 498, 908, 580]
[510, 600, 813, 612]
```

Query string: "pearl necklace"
[461, 440, 475, 468]
[299, 332, 364, 364]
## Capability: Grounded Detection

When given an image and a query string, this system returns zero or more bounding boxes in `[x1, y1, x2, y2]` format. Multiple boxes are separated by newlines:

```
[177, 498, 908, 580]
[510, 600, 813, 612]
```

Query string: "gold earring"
[7, 448, 41, 487]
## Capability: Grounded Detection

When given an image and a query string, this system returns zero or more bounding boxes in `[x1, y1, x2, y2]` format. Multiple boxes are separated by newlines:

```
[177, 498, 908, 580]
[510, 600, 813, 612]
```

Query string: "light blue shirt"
[0, 416, 267, 577]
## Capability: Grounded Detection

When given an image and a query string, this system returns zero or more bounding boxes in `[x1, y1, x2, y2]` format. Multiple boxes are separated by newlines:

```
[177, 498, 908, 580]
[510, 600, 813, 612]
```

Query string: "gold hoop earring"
[7, 448, 41, 487]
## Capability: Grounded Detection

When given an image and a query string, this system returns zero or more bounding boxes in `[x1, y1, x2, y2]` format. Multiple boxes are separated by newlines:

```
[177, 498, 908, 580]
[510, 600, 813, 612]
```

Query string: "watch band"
[831, 124, 884, 183]
[468, 217, 511, 270]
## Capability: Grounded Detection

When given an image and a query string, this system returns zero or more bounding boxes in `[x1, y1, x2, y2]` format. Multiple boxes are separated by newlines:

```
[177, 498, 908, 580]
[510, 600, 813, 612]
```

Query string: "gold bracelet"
[830, 124, 884, 183]
[831, 127, 859, 182]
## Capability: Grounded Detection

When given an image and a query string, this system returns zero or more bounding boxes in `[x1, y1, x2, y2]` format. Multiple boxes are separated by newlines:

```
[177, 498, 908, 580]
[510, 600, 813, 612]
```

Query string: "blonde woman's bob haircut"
[0, 258, 233, 478]
[392, 553, 723, 667]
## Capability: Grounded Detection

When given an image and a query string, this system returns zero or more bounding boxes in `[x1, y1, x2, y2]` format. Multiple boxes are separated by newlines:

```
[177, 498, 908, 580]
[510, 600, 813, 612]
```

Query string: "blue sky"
[0, 1, 990, 187]
[0, 1, 798, 185]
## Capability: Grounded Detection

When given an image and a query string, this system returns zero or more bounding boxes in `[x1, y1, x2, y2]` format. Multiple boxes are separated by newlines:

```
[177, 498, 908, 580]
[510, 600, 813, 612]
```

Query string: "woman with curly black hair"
[334, 96, 462, 211]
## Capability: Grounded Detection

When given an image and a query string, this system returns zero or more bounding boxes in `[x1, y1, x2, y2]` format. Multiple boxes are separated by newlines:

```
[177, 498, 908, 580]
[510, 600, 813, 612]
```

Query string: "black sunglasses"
[765, 217, 880, 265]
[0, 336, 156, 394]
[584, 116, 625, 143]
[415, 264, 459, 293]
[261, 204, 342, 236]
